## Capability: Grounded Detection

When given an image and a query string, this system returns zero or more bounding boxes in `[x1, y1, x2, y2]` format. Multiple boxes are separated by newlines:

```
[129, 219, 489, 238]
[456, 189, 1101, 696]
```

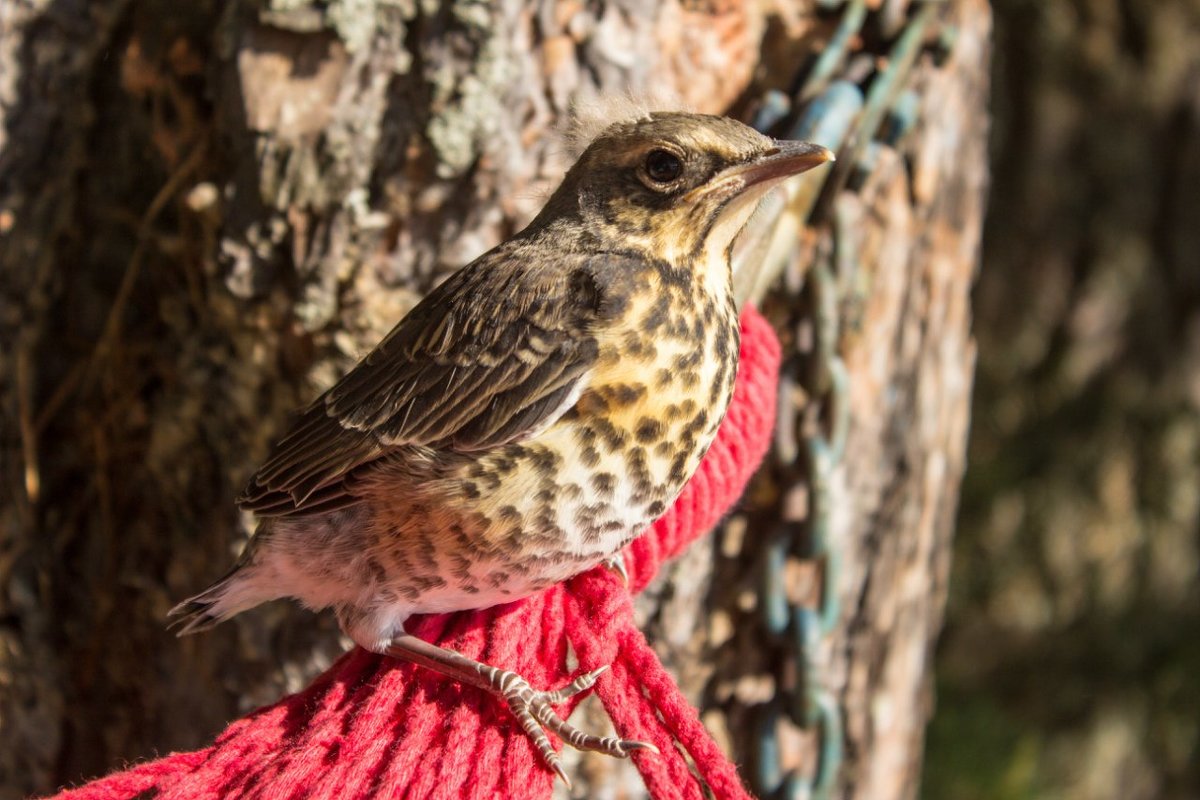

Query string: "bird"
[170, 110, 832, 782]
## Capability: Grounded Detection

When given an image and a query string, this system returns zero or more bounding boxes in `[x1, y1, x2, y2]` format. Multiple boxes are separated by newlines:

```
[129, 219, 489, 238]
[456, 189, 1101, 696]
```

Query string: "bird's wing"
[238, 246, 634, 517]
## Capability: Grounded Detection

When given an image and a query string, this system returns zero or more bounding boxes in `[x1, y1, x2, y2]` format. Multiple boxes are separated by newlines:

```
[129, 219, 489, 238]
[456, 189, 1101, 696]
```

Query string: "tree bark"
[0, 1, 988, 798]
[623, 5, 990, 799]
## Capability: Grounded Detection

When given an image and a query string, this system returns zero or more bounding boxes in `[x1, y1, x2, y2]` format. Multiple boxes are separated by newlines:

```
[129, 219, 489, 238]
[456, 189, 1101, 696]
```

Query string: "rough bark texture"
[0, 1, 987, 798]
[926, 1, 1200, 798]
[641, 5, 989, 799]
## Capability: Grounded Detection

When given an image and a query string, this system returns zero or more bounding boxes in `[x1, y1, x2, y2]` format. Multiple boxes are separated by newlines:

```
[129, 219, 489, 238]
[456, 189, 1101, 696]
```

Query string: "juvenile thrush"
[171, 111, 831, 781]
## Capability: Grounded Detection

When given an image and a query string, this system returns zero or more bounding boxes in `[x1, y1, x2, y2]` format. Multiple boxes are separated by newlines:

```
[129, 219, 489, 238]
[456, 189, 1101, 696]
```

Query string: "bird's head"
[534, 111, 833, 269]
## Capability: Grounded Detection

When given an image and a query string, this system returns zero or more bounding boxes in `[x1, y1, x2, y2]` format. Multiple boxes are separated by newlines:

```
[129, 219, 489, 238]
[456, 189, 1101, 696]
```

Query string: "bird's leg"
[384, 633, 657, 786]
[602, 554, 629, 586]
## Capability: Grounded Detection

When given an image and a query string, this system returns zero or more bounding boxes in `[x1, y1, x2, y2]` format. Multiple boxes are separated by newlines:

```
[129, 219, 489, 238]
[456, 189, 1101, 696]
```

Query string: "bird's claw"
[491, 664, 658, 786]
[602, 554, 629, 586]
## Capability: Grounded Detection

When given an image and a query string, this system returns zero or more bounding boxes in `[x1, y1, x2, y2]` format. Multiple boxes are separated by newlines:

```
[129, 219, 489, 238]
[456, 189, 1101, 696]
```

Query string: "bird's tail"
[168, 551, 273, 636]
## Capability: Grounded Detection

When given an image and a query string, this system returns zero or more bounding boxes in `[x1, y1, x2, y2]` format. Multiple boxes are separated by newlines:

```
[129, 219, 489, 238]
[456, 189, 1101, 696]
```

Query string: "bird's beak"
[689, 141, 835, 202]
[729, 141, 836, 188]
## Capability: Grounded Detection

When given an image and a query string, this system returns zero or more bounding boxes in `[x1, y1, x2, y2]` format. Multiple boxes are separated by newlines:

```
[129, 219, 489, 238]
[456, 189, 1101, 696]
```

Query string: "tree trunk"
[0, 1, 988, 798]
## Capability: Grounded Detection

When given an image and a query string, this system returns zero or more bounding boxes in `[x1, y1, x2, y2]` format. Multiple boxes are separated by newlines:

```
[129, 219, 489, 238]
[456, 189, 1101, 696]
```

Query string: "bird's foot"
[486, 664, 658, 787]
[602, 554, 629, 586]
[384, 633, 656, 787]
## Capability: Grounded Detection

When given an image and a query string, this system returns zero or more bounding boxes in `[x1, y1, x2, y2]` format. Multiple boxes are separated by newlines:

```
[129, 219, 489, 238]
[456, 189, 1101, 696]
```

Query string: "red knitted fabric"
[49, 307, 780, 800]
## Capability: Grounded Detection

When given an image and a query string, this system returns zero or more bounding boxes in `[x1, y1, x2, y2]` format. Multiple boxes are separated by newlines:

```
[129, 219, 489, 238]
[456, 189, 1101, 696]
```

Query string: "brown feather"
[237, 247, 647, 515]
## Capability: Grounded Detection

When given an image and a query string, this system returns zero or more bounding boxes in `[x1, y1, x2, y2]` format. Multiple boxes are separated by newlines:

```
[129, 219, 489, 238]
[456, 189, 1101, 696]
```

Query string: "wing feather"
[238, 246, 637, 516]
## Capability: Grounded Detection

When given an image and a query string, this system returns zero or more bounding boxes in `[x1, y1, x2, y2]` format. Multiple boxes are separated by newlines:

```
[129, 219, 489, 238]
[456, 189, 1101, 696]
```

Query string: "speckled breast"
[388, 268, 742, 614]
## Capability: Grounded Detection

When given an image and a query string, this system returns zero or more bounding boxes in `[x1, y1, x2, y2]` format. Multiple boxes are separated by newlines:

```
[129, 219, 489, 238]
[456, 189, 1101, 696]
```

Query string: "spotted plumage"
[170, 110, 832, 785]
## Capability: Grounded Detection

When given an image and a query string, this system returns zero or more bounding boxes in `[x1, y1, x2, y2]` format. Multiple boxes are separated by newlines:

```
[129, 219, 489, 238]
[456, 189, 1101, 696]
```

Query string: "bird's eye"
[644, 149, 684, 184]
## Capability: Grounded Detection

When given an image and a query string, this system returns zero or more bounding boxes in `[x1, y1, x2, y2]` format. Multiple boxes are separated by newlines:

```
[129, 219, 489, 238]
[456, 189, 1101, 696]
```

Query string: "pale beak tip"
[813, 145, 836, 164]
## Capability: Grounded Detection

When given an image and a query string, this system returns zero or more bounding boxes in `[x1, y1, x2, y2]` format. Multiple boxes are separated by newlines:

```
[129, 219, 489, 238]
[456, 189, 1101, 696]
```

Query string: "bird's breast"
[456, 271, 740, 561]
[355, 265, 740, 615]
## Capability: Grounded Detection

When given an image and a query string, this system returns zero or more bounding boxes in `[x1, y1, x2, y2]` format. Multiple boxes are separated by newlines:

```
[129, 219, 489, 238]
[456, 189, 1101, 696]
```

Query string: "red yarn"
[49, 306, 781, 800]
